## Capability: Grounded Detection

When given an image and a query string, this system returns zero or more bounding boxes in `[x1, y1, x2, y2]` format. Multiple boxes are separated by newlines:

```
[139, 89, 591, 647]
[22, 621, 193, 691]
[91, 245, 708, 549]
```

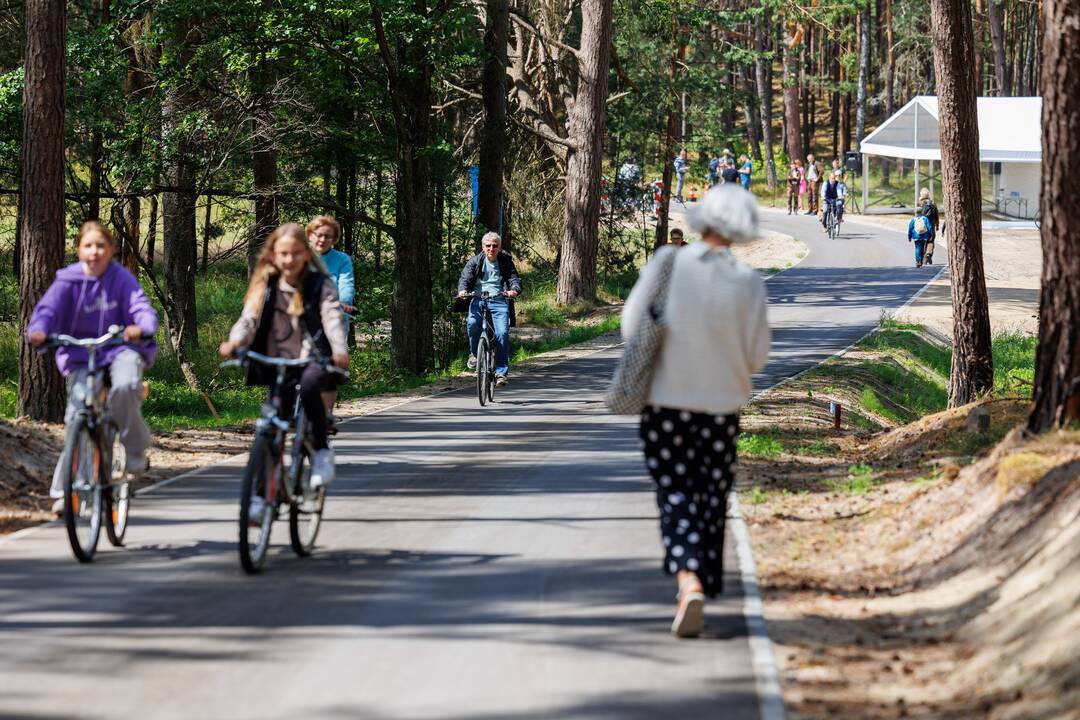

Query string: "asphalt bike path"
[0, 209, 932, 720]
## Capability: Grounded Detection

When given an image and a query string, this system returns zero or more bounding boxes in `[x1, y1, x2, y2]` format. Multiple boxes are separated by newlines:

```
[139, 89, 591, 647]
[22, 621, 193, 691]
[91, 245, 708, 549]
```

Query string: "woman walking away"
[622, 185, 771, 638]
[919, 189, 940, 265]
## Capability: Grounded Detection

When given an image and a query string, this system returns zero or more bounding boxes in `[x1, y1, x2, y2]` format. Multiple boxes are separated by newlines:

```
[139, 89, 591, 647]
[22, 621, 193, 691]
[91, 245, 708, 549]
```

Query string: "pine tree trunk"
[855, 4, 870, 148]
[931, 0, 994, 406]
[162, 84, 199, 353]
[1028, 0, 1080, 432]
[17, 0, 66, 421]
[739, 63, 762, 163]
[754, 10, 777, 190]
[250, 50, 278, 275]
[782, 22, 803, 162]
[477, 0, 508, 236]
[381, 6, 436, 373]
[883, 0, 895, 186]
[556, 0, 613, 305]
[987, 0, 1010, 95]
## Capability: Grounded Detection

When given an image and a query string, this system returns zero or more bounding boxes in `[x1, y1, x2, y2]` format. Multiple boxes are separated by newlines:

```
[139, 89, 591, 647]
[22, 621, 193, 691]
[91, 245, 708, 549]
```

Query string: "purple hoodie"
[27, 261, 159, 376]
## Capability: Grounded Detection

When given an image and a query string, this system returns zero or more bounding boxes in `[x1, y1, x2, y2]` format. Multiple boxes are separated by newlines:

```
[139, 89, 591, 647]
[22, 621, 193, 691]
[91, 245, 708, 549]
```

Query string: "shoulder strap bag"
[604, 249, 679, 415]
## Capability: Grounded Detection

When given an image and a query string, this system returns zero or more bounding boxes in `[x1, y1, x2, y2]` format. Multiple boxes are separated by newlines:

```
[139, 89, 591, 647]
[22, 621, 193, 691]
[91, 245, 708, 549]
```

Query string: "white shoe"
[310, 448, 336, 489]
[467, 355, 477, 370]
[125, 454, 149, 476]
[51, 498, 65, 515]
[248, 496, 267, 526]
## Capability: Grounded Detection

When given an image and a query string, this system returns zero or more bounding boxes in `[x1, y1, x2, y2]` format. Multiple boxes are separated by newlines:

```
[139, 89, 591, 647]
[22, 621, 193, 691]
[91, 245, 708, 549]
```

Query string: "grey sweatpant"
[50, 349, 150, 498]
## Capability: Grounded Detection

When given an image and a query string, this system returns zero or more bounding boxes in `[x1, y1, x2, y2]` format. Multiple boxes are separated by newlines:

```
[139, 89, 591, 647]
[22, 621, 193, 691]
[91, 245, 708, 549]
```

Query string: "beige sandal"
[672, 577, 706, 638]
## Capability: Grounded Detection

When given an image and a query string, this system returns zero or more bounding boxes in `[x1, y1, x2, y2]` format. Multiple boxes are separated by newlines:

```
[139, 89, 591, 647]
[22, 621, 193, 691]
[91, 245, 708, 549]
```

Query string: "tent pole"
[862, 155, 869, 213]
[915, 159, 920, 210]
[929, 160, 935, 201]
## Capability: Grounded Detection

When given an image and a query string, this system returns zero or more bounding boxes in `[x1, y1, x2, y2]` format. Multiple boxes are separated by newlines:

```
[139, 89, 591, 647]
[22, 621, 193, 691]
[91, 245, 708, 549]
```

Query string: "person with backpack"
[707, 154, 720, 188]
[919, 188, 940, 266]
[908, 207, 934, 268]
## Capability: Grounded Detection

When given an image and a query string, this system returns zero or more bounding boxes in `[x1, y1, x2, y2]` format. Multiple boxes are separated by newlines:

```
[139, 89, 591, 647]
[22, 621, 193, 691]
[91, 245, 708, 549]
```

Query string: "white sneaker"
[126, 454, 149, 476]
[310, 448, 336, 489]
[52, 498, 65, 515]
[248, 496, 267, 526]
[467, 355, 477, 370]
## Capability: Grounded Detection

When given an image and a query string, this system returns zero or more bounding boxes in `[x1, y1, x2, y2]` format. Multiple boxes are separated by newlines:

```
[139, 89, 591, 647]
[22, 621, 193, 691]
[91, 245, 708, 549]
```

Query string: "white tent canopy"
[860, 96, 1042, 163]
[858, 95, 1042, 216]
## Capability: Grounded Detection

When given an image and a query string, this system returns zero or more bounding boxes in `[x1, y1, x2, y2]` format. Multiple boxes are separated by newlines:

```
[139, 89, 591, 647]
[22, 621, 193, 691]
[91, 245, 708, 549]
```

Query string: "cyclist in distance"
[457, 231, 522, 387]
[27, 221, 159, 514]
[218, 223, 349, 495]
[820, 169, 847, 231]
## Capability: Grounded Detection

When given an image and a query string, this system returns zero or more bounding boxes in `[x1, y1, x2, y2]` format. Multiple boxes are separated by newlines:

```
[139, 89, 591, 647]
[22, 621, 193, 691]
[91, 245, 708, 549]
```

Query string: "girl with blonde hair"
[219, 223, 348, 495]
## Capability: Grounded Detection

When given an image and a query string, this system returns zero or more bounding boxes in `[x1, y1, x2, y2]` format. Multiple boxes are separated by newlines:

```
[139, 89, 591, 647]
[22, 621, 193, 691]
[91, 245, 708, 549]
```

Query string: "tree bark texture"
[754, 19, 778, 191]
[855, 4, 870, 148]
[1028, 0, 1080, 432]
[18, 0, 67, 421]
[931, 0, 994, 406]
[987, 0, 1010, 95]
[782, 21, 803, 163]
[250, 50, 278, 275]
[375, 3, 436, 373]
[738, 63, 762, 163]
[477, 0, 508, 236]
[555, 0, 613, 305]
[162, 83, 199, 353]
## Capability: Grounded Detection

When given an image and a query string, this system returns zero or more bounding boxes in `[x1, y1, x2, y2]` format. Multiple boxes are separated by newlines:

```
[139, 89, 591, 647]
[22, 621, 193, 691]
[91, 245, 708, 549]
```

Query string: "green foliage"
[739, 432, 784, 458]
[828, 463, 876, 494]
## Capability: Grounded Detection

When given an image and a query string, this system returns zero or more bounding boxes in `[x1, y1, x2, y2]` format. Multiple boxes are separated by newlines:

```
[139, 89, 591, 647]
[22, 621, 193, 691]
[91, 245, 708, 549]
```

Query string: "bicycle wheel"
[104, 424, 130, 547]
[59, 421, 102, 563]
[289, 410, 324, 557]
[477, 336, 490, 407]
[486, 346, 496, 404]
[239, 433, 277, 574]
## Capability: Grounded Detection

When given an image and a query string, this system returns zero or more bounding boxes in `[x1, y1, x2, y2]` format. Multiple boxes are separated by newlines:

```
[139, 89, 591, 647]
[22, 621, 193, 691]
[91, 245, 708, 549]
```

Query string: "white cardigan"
[621, 243, 771, 415]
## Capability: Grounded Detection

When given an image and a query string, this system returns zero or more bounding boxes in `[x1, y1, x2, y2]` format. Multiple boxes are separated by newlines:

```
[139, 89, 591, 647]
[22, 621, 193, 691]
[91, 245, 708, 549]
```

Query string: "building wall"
[994, 162, 1041, 218]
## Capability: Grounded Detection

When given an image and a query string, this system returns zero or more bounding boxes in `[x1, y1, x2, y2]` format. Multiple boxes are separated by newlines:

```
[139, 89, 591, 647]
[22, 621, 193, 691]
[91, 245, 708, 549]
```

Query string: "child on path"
[219, 223, 349, 502]
[908, 207, 934, 268]
[27, 221, 159, 514]
[787, 162, 801, 214]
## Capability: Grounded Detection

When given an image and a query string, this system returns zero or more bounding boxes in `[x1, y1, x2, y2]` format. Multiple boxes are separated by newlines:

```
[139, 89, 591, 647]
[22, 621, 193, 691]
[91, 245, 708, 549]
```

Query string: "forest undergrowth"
[737, 321, 1080, 719]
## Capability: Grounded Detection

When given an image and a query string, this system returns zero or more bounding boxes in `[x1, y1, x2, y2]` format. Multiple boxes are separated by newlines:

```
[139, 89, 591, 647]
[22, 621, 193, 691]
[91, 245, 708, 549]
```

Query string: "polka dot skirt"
[640, 405, 738, 598]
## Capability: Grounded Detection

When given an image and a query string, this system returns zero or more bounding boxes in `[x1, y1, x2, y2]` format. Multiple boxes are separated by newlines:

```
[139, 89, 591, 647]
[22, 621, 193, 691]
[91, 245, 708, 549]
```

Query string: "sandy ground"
[666, 199, 809, 272]
[847, 213, 1041, 336]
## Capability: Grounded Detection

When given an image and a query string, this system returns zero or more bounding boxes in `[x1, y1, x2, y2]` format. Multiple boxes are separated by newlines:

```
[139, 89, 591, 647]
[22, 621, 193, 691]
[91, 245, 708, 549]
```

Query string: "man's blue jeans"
[468, 296, 510, 376]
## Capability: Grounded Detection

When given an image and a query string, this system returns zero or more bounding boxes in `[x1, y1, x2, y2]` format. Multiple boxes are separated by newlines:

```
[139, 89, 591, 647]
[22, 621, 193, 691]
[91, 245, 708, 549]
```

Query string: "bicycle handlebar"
[219, 348, 349, 378]
[459, 291, 507, 300]
[45, 325, 152, 349]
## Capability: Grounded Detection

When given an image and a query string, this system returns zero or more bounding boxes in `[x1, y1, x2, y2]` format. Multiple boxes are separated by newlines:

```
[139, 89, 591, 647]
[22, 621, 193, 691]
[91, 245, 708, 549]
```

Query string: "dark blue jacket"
[457, 250, 523, 326]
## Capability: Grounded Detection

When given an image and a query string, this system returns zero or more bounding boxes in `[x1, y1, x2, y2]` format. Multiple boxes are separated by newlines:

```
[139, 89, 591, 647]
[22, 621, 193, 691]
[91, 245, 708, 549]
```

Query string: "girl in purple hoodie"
[27, 221, 159, 512]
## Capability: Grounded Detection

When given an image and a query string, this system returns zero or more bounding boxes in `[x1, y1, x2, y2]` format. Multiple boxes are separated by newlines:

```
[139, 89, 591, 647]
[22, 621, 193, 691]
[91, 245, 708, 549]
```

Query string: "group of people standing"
[787, 154, 847, 216]
[673, 149, 752, 203]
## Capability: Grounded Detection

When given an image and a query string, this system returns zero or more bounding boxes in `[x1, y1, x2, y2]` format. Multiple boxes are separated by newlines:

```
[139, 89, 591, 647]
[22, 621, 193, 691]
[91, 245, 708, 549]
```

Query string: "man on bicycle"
[457, 232, 522, 387]
[821, 170, 847, 231]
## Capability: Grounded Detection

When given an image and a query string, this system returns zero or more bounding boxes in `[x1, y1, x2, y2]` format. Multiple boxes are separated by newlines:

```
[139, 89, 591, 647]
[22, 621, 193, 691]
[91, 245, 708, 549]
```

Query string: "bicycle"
[462, 291, 505, 407]
[220, 349, 348, 574]
[46, 325, 146, 562]
[823, 200, 841, 239]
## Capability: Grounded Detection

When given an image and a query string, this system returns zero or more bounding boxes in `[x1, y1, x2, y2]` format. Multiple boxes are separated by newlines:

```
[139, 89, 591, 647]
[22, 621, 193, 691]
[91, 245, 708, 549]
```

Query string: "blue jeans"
[675, 172, 686, 199]
[913, 238, 927, 264]
[468, 296, 510, 376]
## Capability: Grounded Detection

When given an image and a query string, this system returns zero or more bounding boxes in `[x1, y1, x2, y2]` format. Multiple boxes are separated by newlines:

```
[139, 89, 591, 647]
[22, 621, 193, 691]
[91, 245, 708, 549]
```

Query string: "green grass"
[827, 463, 876, 494]
[854, 321, 1037, 425]
[745, 486, 771, 505]
[739, 432, 784, 458]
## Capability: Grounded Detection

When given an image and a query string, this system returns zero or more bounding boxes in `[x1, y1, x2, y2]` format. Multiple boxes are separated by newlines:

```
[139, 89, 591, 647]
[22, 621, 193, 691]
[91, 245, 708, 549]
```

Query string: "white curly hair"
[686, 184, 760, 244]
